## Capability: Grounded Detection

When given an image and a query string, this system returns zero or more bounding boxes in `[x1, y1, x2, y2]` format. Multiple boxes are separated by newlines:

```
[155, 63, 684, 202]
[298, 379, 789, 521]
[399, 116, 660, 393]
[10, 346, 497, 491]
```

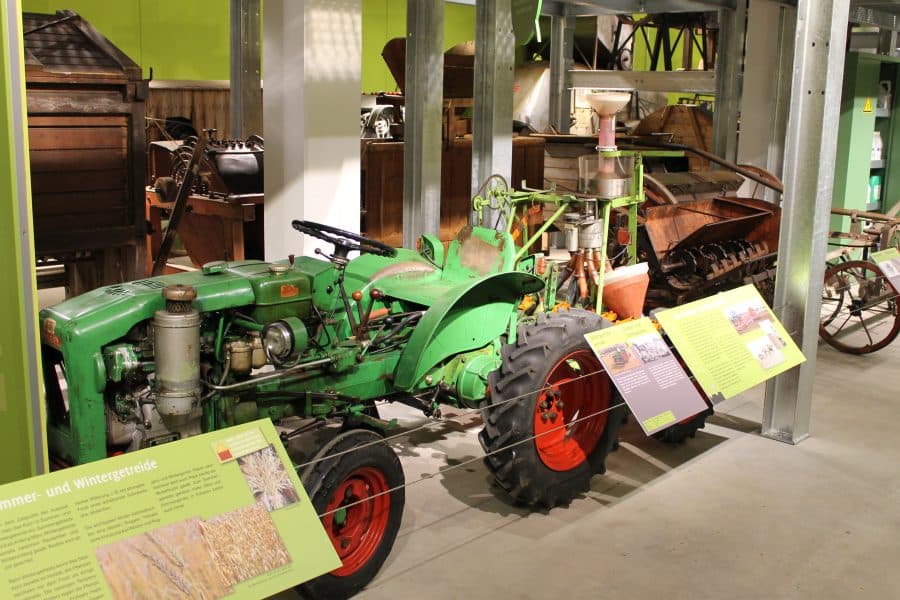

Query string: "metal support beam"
[230, 0, 262, 138]
[765, 4, 796, 202]
[543, 0, 737, 16]
[403, 0, 444, 248]
[763, 0, 850, 444]
[568, 69, 716, 93]
[472, 0, 515, 226]
[263, 0, 362, 260]
[549, 14, 575, 133]
[712, 2, 746, 162]
[736, 0, 795, 203]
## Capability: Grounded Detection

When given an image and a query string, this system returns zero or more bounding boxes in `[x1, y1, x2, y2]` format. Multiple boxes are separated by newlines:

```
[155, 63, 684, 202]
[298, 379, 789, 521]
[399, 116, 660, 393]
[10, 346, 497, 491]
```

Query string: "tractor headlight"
[262, 317, 308, 362]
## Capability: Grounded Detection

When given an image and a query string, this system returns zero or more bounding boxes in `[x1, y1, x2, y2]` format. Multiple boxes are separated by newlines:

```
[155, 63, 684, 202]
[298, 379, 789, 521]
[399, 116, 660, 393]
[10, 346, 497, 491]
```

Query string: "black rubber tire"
[479, 309, 627, 508]
[654, 407, 713, 443]
[297, 429, 405, 600]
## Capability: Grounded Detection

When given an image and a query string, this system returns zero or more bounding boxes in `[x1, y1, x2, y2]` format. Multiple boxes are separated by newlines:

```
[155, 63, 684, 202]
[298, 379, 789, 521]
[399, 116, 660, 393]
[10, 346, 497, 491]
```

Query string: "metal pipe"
[585, 251, 600, 288]
[201, 358, 332, 391]
[573, 251, 588, 301]
[830, 207, 900, 224]
[625, 138, 784, 194]
[516, 203, 570, 260]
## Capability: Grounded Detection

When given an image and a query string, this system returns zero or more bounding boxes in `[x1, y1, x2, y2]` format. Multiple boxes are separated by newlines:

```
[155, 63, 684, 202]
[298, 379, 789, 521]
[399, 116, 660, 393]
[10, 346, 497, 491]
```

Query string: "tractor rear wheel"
[297, 429, 404, 599]
[479, 309, 627, 508]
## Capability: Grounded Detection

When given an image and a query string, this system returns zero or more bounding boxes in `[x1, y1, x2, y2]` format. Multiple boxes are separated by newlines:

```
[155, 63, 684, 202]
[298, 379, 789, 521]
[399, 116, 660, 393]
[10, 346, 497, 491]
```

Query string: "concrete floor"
[41, 287, 897, 597]
[281, 339, 900, 599]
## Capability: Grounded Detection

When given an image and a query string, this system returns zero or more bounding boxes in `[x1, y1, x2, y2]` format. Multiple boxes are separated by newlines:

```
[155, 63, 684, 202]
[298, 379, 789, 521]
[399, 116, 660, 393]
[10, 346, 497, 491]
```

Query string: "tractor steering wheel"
[291, 220, 397, 260]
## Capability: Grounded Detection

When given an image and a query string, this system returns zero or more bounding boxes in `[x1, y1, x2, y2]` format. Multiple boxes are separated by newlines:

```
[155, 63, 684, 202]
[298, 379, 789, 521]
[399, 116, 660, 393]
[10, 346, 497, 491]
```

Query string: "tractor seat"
[441, 226, 516, 282]
[368, 226, 516, 306]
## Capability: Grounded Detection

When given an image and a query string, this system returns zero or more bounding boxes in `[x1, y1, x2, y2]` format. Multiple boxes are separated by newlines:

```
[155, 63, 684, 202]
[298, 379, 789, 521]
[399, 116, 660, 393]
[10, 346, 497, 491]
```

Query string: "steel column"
[403, 0, 444, 248]
[765, 4, 796, 202]
[549, 14, 574, 133]
[762, 0, 850, 444]
[712, 2, 746, 162]
[472, 0, 515, 227]
[263, 0, 362, 260]
[230, 0, 262, 138]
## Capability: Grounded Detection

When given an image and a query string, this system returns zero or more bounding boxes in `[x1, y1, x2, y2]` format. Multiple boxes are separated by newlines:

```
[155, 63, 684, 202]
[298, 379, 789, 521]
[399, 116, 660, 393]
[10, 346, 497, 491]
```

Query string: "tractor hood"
[39, 261, 309, 350]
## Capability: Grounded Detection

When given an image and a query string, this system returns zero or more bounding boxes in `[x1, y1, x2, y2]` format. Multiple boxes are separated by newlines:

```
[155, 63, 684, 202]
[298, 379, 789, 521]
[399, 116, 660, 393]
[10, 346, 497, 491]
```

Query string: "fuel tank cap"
[202, 260, 227, 275]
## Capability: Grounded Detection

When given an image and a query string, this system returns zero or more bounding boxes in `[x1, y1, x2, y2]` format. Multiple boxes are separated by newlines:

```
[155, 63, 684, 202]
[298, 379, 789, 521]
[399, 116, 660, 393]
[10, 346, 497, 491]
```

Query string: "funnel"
[585, 91, 631, 116]
[602, 262, 649, 319]
[586, 91, 631, 151]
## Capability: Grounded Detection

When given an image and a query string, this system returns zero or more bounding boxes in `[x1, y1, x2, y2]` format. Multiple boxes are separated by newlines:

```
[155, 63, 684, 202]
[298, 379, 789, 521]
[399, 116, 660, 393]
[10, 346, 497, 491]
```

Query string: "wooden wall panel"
[361, 136, 545, 246]
[146, 88, 233, 140]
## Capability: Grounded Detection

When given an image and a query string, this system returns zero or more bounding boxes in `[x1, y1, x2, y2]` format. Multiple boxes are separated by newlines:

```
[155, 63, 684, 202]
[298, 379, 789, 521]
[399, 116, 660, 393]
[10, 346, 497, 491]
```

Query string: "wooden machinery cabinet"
[361, 136, 545, 247]
[23, 11, 148, 294]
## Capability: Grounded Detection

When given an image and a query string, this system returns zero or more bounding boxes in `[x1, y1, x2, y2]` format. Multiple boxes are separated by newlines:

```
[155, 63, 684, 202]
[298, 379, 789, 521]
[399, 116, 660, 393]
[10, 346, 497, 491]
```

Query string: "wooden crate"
[24, 11, 147, 293]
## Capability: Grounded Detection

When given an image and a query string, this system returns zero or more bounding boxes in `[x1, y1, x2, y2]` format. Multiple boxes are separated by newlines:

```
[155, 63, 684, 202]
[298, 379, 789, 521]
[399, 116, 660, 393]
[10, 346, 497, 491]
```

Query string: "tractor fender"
[393, 271, 544, 391]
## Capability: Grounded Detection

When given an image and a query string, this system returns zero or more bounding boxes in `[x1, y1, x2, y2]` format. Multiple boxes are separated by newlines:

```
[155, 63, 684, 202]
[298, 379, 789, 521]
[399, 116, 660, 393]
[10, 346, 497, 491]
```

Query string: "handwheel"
[297, 429, 404, 599]
[819, 260, 900, 354]
[292, 220, 397, 260]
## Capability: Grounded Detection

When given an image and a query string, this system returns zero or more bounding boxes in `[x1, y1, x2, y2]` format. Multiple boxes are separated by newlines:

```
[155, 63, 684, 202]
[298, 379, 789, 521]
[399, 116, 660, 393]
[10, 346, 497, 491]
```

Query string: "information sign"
[585, 317, 708, 435]
[0, 420, 340, 599]
[872, 247, 900, 294]
[655, 285, 805, 401]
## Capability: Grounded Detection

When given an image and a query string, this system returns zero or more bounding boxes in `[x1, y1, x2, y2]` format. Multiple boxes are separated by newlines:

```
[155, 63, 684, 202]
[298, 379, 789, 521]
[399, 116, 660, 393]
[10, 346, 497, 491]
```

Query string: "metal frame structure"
[549, 14, 575, 133]
[403, 1, 444, 248]
[763, 0, 851, 444]
[229, 0, 262, 139]
[471, 0, 516, 227]
[390, 0, 860, 442]
[711, 0, 746, 161]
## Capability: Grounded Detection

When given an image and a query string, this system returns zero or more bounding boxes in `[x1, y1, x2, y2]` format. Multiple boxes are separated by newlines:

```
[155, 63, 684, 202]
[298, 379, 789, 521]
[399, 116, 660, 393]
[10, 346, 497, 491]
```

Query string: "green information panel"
[655, 285, 806, 401]
[0, 420, 340, 599]
[872, 247, 900, 294]
[585, 318, 707, 435]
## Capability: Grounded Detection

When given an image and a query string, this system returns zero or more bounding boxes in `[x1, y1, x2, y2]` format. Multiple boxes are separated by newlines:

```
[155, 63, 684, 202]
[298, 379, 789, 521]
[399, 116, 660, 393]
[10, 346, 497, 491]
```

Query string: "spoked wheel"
[819, 260, 900, 354]
[480, 309, 627, 508]
[820, 264, 846, 328]
[298, 429, 404, 599]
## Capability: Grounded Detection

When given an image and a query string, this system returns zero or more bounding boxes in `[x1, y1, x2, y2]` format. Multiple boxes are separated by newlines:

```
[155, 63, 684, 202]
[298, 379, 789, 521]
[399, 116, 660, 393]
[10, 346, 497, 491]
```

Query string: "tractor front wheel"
[298, 429, 405, 599]
[479, 309, 627, 508]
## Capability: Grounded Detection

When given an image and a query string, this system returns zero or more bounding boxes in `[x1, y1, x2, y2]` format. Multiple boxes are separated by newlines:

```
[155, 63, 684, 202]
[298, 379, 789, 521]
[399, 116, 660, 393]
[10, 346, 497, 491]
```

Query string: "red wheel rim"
[533, 350, 610, 471]
[323, 466, 391, 577]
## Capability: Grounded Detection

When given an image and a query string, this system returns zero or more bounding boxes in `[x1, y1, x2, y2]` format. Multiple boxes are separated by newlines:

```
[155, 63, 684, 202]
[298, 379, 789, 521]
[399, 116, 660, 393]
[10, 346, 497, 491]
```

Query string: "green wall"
[1, 0, 44, 483]
[22, 0, 230, 80]
[22, 0, 476, 90]
[362, 0, 476, 93]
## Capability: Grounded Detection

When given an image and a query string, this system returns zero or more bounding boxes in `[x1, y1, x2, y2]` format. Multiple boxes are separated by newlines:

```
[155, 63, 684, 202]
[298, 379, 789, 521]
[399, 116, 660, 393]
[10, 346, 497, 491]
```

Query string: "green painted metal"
[833, 52, 891, 236]
[392, 271, 543, 391]
[39, 218, 546, 465]
[41, 152, 671, 467]
[0, 0, 45, 483]
[516, 203, 569, 261]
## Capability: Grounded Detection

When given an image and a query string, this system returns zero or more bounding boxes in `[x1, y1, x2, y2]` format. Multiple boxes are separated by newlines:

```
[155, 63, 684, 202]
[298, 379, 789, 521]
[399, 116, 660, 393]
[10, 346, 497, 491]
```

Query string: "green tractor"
[39, 190, 631, 597]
